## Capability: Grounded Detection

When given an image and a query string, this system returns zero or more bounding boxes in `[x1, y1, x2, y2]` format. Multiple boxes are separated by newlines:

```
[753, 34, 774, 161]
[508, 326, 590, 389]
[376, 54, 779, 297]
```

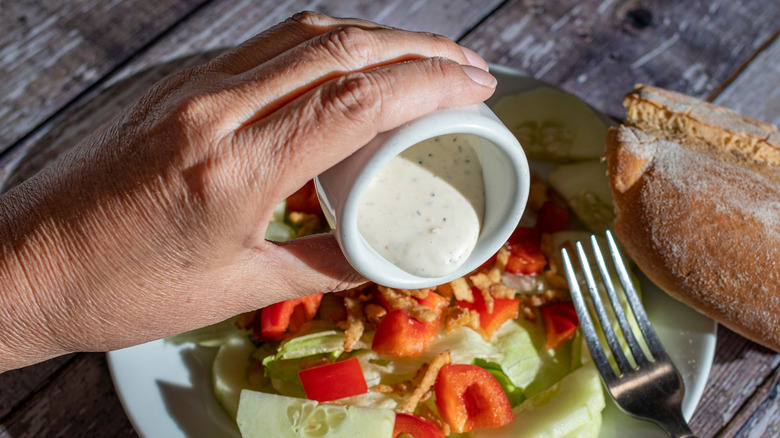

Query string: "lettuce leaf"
[492, 318, 578, 399]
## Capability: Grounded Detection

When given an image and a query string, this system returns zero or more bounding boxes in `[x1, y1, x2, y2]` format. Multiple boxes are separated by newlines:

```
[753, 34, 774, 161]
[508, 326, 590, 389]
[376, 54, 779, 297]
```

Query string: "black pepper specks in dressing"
[358, 134, 485, 277]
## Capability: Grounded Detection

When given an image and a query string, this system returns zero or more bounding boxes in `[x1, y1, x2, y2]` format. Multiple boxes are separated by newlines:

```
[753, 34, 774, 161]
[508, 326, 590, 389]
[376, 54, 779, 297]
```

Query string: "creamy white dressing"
[358, 134, 485, 277]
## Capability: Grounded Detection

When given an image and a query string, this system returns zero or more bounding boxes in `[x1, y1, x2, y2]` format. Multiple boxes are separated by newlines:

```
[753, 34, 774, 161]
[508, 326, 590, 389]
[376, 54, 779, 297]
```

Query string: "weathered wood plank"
[1, 0, 504, 191]
[712, 34, 780, 126]
[460, 0, 780, 119]
[0, 355, 73, 420]
[723, 365, 780, 438]
[0, 353, 135, 438]
[688, 327, 779, 436]
[108, 0, 504, 84]
[0, 0, 208, 154]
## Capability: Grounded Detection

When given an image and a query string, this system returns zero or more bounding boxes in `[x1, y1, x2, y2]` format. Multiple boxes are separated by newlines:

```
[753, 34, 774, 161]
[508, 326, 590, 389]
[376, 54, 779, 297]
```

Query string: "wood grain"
[460, 0, 780, 119]
[0, 354, 135, 438]
[0, 0, 210, 155]
[0, 0, 504, 190]
[712, 34, 780, 125]
[105, 0, 505, 86]
[688, 328, 779, 436]
[721, 364, 780, 438]
[0, 355, 73, 420]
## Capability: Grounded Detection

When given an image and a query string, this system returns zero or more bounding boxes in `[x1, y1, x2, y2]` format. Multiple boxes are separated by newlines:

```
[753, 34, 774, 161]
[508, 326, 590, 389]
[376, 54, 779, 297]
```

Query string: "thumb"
[254, 233, 367, 300]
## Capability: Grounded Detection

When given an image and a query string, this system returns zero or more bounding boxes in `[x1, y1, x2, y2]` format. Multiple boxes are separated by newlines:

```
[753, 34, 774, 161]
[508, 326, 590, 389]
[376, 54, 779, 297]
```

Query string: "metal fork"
[560, 230, 697, 438]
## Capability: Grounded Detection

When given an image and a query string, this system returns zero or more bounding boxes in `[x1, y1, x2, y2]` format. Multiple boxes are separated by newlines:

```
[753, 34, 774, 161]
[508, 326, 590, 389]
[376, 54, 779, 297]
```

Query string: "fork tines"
[561, 230, 667, 376]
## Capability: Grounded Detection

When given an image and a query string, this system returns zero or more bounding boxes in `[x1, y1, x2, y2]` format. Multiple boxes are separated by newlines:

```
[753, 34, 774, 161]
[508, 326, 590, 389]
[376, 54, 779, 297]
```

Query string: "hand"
[0, 11, 496, 371]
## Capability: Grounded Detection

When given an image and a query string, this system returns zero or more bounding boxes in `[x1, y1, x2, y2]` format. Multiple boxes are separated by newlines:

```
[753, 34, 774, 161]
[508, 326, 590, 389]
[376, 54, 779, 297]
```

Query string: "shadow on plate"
[157, 346, 240, 438]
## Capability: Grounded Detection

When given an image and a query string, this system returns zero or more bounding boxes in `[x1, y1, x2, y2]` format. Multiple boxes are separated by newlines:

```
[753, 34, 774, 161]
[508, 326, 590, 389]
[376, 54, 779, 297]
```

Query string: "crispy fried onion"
[436, 277, 473, 302]
[335, 286, 374, 352]
[377, 286, 439, 322]
[401, 350, 452, 413]
[444, 306, 480, 333]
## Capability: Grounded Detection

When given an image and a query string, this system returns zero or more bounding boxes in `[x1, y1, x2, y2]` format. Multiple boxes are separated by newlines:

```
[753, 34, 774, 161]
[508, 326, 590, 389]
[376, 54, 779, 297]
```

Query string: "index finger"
[235, 57, 497, 202]
[208, 11, 394, 75]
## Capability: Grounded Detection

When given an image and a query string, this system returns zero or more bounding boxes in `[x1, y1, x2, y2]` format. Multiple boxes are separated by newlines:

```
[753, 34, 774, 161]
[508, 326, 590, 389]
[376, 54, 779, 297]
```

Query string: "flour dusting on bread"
[605, 84, 780, 352]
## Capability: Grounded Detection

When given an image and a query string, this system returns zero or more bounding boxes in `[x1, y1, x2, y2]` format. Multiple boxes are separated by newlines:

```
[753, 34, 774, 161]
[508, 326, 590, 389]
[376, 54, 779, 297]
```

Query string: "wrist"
[0, 185, 72, 372]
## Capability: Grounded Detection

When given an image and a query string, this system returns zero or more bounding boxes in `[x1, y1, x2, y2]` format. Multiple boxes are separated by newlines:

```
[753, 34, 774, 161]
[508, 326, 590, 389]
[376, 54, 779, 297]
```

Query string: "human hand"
[0, 11, 496, 371]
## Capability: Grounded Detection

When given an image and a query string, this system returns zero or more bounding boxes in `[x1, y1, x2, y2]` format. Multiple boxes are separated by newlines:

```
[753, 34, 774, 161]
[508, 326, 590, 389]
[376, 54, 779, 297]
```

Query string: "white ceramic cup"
[315, 102, 530, 289]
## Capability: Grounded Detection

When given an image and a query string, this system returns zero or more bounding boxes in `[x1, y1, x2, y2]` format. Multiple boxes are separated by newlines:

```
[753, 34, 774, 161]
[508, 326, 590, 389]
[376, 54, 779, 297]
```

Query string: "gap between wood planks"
[716, 360, 780, 438]
[706, 25, 780, 103]
[454, 0, 511, 46]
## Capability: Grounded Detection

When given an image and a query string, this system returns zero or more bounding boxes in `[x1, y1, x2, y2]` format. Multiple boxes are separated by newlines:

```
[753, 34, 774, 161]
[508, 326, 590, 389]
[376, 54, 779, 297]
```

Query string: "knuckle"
[320, 26, 377, 65]
[425, 56, 457, 79]
[324, 72, 383, 123]
[170, 91, 213, 127]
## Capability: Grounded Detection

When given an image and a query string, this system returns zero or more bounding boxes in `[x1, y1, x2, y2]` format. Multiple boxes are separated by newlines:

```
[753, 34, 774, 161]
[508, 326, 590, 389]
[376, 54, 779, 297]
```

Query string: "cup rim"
[334, 105, 530, 289]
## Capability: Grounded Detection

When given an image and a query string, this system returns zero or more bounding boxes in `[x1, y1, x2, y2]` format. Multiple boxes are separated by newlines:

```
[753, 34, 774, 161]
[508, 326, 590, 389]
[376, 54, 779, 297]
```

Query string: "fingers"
[208, 11, 393, 75]
[221, 25, 483, 126]
[235, 57, 496, 200]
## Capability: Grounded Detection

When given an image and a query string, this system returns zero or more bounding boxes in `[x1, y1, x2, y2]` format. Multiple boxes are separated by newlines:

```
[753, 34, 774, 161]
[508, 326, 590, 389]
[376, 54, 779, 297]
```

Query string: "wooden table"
[1, 1, 778, 436]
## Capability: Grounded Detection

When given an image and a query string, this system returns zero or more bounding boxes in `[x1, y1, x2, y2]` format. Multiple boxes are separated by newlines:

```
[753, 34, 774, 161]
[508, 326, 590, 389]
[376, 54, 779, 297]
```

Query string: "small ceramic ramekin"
[315, 102, 529, 289]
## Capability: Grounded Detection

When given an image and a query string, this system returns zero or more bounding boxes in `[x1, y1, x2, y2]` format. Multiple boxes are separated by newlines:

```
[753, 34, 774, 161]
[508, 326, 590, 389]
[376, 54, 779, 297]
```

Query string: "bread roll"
[605, 84, 780, 352]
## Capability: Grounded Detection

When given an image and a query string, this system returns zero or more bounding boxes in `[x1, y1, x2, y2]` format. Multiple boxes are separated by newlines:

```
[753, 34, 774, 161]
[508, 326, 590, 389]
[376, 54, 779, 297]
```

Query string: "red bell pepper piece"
[372, 291, 447, 358]
[257, 293, 323, 341]
[536, 200, 570, 234]
[393, 413, 445, 438]
[298, 357, 368, 402]
[539, 301, 579, 349]
[504, 227, 547, 275]
[372, 309, 438, 357]
[285, 179, 323, 215]
[434, 364, 514, 433]
[457, 288, 519, 339]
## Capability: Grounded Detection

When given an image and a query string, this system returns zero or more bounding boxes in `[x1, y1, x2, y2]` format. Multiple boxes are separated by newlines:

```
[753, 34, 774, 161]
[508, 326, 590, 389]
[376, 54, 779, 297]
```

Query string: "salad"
[171, 85, 636, 438]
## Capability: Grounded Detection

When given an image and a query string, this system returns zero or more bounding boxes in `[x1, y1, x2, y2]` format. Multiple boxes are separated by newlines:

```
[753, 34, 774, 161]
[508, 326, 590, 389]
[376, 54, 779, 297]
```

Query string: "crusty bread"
[605, 84, 780, 352]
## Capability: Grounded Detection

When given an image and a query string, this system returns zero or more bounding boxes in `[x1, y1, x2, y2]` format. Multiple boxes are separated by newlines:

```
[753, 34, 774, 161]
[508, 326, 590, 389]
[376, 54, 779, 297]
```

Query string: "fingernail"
[462, 65, 497, 87]
[460, 46, 488, 70]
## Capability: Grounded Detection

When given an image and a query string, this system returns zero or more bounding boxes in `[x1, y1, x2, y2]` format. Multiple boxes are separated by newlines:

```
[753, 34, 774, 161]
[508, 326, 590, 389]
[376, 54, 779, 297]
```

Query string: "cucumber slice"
[492, 87, 608, 162]
[273, 200, 287, 223]
[473, 363, 605, 438]
[213, 335, 268, 419]
[548, 160, 615, 233]
[237, 390, 395, 438]
[266, 220, 297, 242]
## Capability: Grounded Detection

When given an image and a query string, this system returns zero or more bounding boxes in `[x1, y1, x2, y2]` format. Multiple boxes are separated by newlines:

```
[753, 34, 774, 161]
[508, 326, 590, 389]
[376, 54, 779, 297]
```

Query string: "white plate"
[107, 66, 717, 438]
